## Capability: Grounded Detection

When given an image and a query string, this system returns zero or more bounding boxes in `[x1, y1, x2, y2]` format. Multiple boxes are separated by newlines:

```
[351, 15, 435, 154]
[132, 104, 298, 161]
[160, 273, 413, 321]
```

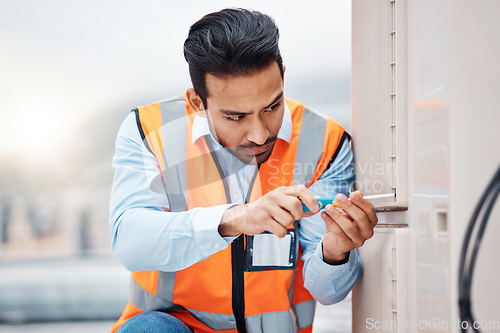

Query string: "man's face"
[194, 62, 285, 165]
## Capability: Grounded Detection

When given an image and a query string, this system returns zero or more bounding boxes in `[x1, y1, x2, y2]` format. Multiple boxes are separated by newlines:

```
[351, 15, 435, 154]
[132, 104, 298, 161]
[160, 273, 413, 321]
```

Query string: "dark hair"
[183, 8, 284, 107]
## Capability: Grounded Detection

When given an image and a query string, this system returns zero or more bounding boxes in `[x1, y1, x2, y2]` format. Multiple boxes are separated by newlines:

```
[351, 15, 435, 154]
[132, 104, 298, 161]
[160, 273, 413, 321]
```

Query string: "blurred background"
[0, 0, 352, 331]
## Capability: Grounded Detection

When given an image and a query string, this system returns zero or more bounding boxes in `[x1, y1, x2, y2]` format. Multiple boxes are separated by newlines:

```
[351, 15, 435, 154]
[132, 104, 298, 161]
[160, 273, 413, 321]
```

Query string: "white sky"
[0, 0, 351, 158]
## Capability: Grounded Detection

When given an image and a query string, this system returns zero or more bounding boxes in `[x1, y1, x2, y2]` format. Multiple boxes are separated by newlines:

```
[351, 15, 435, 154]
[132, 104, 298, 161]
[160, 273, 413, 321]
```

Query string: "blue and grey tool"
[302, 193, 396, 213]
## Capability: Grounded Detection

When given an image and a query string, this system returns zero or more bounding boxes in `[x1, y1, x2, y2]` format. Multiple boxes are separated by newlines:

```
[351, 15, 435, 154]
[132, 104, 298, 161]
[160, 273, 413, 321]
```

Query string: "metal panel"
[351, 0, 408, 210]
[353, 226, 415, 333]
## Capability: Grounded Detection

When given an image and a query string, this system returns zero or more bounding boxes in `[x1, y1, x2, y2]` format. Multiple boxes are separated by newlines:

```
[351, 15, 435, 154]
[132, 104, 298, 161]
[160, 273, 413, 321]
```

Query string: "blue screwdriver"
[302, 193, 395, 212]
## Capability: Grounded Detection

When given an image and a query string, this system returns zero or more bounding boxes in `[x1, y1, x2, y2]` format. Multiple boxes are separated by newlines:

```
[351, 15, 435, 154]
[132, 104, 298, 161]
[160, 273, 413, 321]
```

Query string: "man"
[109, 8, 377, 333]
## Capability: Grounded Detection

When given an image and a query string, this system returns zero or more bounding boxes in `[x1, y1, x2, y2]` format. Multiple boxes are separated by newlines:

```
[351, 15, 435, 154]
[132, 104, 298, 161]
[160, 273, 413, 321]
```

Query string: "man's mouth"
[239, 138, 278, 156]
[247, 143, 271, 155]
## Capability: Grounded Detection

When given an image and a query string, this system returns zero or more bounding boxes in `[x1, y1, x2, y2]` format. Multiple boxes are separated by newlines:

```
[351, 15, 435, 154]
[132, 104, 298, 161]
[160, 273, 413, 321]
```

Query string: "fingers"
[334, 192, 377, 239]
[240, 185, 319, 238]
[321, 210, 353, 249]
[279, 185, 319, 214]
[323, 205, 367, 248]
[349, 191, 378, 226]
[264, 219, 289, 238]
[266, 200, 295, 237]
[275, 191, 303, 221]
[253, 185, 317, 238]
[302, 211, 317, 218]
[242, 202, 289, 238]
[320, 191, 379, 257]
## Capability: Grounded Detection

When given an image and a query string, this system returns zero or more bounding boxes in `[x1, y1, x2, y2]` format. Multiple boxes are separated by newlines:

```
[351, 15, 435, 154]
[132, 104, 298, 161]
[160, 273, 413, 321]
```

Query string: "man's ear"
[186, 88, 207, 118]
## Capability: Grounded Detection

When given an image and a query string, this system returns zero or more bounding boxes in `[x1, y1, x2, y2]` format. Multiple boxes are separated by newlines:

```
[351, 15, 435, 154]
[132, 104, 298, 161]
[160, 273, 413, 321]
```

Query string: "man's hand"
[219, 185, 320, 238]
[320, 191, 378, 265]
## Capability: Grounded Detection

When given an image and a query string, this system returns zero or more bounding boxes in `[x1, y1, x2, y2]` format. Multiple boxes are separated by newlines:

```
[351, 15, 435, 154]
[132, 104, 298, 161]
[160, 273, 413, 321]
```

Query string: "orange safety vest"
[111, 95, 348, 333]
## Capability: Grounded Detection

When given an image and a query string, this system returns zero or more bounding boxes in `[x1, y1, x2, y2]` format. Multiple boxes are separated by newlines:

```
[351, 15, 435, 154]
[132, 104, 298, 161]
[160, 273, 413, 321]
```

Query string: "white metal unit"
[352, 226, 415, 333]
[351, 0, 407, 210]
[351, 0, 500, 332]
[448, 0, 500, 328]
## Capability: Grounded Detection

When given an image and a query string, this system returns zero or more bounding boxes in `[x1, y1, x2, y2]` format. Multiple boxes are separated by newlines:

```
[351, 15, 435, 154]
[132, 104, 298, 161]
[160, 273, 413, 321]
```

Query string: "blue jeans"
[117, 311, 193, 333]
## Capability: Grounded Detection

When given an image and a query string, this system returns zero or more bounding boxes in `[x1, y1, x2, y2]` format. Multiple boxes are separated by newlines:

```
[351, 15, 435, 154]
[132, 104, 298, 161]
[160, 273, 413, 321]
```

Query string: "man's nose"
[246, 118, 269, 145]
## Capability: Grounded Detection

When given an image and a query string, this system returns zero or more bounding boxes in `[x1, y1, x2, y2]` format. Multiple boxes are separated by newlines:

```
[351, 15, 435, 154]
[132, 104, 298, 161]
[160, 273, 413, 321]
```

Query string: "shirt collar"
[192, 100, 293, 144]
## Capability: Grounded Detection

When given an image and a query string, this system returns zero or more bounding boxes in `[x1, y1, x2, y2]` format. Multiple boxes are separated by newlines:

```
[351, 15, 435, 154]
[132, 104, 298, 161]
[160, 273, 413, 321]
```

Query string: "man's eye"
[228, 115, 243, 121]
[265, 102, 281, 112]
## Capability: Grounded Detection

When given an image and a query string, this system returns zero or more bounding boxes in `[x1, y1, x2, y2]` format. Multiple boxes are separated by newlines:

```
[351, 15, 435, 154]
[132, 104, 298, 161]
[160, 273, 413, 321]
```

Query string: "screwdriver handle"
[302, 193, 395, 213]
[302, 197, 341, 213]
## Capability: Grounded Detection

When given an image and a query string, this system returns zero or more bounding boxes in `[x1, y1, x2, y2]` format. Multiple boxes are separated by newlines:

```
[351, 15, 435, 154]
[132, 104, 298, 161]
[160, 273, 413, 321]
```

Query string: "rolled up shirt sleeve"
[299, 138, 363, 305]
[109, 112, 233, 272]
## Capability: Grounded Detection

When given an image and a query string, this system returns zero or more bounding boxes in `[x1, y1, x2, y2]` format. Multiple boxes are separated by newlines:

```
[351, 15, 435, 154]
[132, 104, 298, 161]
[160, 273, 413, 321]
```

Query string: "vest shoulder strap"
[287, 98, 347, 187]
[136, 96, 189, 212]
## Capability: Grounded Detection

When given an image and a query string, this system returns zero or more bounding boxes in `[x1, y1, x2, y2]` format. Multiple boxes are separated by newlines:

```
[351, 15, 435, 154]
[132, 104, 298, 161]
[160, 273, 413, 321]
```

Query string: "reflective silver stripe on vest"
[288, 107, 326, 330]
[294, 107, 328, 186]
[159, 97, 189, 212]
[189, 310, 236, 330]
[129, 275, 184, 312]
[292, 300, 316, 330]
[246, 310, 295, 332]
[156, 270, 181, 311]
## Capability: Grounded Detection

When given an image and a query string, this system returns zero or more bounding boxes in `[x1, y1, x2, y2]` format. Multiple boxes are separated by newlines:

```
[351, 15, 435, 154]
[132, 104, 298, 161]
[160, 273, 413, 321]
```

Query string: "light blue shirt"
[109, 101, 362, 305]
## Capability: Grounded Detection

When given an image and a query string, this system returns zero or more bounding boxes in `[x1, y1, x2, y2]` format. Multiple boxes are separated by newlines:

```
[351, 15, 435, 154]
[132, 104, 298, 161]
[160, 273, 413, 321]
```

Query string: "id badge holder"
[245, 227, 298, 271]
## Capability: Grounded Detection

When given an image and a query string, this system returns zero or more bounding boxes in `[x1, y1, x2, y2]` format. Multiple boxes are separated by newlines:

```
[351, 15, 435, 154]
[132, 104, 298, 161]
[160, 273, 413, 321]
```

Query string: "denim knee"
[117, 311, 192, 333]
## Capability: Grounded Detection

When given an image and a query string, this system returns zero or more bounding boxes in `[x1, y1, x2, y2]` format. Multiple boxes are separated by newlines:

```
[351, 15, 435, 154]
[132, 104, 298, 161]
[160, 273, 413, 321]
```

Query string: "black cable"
[458, 164, 500, 332]
[464, 181, 500, 332]
[467, 182, 500, 296]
